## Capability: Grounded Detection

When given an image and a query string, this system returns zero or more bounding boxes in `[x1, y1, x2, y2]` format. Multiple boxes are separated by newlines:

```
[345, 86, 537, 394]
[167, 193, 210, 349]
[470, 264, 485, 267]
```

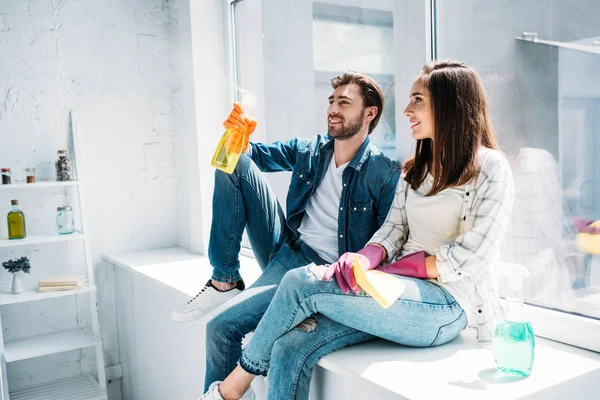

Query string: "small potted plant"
[2, 256, 31, 294]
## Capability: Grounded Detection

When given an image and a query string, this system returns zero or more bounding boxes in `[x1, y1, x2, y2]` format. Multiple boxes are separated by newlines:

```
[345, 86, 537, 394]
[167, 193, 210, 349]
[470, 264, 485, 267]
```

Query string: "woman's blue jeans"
[238, 265, 468, 400]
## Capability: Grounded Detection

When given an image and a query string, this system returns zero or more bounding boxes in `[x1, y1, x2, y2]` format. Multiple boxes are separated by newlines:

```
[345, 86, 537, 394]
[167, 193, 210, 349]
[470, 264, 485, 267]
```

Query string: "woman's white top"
[370, 148, 515, 346]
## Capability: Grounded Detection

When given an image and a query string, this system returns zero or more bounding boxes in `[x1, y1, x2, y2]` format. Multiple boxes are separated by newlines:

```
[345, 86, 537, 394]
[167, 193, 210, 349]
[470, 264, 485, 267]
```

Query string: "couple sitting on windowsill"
[172, 60, 515, 400]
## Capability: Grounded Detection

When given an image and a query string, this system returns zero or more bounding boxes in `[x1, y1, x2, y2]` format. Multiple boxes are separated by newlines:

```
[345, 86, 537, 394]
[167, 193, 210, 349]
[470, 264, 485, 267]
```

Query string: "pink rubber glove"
[376, 250, 428, 278]
[573, 217, 600, 235]
[323, 245, 385, 294]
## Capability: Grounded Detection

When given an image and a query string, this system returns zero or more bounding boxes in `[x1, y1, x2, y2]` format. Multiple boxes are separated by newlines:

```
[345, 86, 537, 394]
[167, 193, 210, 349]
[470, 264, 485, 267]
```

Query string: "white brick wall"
[0, 0, 183, 398]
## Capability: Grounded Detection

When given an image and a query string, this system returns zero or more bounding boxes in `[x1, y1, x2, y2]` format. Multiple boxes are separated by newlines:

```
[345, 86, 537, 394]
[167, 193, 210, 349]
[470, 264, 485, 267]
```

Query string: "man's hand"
[223, 102, 257, 152]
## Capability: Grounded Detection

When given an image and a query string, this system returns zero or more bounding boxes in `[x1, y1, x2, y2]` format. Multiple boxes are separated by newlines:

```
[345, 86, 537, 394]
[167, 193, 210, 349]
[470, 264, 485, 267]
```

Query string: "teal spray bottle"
[492, 263, 535, 377]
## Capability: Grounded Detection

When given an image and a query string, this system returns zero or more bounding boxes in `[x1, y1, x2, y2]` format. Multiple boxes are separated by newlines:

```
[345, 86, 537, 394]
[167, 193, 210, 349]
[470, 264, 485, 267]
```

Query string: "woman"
[200, 60, 515, 400]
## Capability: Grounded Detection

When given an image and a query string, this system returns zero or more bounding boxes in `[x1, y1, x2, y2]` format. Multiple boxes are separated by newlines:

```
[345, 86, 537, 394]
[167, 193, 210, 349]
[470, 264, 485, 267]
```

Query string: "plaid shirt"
[370, 147, 515, 346]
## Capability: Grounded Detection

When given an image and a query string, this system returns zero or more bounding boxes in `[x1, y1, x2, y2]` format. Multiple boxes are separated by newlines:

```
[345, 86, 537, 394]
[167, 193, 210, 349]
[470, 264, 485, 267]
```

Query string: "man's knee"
[214, 153, 253, 184]
[206, 311, 239, 342]
[206, 314, 225, 337]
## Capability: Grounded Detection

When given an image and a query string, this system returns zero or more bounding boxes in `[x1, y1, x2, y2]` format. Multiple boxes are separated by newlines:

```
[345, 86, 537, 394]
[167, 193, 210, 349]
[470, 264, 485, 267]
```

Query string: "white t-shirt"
[402, 174, 475, 322]
[298, 156, 348, 263]
[403, 174, 464, 256]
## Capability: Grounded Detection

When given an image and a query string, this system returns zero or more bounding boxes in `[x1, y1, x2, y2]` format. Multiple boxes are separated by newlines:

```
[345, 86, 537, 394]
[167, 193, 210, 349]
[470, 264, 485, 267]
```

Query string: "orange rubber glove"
[223, 102, 257, 152]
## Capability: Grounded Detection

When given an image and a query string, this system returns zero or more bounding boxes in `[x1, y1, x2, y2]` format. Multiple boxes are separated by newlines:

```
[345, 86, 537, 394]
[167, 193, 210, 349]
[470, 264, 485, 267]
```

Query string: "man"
[171, 71, 400, 324]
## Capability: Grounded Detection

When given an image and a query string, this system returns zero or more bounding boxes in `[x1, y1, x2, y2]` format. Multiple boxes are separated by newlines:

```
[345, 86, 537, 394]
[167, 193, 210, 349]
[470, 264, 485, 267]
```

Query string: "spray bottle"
[493, 262, 535, 377]
[211, 90, 257, 174]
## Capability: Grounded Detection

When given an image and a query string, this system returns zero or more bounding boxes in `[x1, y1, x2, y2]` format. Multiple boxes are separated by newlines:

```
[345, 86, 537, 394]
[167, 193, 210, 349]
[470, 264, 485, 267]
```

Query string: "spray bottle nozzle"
[496, 262, 530, 321]
[240, 89, 257, 113]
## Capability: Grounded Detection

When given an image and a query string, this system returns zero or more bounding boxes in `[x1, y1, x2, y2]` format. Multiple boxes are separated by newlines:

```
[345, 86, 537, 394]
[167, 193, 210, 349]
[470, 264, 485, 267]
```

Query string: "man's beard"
[328, 108, 365, 140]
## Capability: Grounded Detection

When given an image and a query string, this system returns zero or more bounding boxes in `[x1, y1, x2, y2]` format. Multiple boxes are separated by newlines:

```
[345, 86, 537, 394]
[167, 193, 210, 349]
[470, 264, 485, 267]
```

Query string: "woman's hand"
[323, 252, 369, 294]
[323, 245, 385, 294]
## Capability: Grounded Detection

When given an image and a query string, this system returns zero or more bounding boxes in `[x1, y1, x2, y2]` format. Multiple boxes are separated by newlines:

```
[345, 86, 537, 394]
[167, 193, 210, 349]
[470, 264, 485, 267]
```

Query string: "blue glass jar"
[56, 206, 75, 235]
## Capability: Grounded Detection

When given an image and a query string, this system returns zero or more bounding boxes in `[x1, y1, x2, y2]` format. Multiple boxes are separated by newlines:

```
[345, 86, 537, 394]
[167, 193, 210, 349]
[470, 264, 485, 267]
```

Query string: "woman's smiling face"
[404, 79, 434, 141]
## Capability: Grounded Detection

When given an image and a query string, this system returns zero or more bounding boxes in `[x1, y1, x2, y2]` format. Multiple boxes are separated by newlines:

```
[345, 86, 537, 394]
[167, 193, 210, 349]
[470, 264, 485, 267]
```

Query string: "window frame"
[227, 0, 242, 103]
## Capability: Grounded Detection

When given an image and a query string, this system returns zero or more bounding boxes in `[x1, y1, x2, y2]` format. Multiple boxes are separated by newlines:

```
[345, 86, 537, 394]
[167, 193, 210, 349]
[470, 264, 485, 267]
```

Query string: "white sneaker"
[198, 381, 255, 400]
[171, 279, 245, 322]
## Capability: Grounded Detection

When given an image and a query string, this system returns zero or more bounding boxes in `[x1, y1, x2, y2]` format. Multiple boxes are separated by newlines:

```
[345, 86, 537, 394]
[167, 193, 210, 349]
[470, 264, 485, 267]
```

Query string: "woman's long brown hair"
[404, 60, 499, 195]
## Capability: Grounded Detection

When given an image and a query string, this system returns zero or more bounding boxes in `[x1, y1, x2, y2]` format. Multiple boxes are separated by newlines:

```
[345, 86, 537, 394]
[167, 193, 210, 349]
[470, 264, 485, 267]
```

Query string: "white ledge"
[103, 247, 600, 400]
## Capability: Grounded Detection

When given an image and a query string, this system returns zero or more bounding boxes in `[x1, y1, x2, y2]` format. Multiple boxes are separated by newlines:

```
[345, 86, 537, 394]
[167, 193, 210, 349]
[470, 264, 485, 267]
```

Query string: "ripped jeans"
[239, 264, 468, 400]
[204, 240, 327, 393]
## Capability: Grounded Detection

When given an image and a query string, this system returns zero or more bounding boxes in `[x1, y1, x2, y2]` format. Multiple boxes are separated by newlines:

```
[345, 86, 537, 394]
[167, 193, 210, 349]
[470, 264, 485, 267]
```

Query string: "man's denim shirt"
[247, 134, 401, 256]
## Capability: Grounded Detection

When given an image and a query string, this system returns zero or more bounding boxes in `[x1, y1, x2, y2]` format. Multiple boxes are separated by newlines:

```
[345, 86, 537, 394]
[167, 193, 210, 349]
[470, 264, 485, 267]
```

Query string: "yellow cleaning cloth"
[352, 255, 405, 309]
[577, 220, 600, 255]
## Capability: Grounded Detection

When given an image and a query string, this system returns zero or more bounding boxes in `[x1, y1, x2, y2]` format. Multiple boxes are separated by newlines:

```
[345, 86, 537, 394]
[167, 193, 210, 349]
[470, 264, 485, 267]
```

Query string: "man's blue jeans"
[205, 154, 328, 390]
[238, 265, 468, 400]
[209, 153, 293, 283]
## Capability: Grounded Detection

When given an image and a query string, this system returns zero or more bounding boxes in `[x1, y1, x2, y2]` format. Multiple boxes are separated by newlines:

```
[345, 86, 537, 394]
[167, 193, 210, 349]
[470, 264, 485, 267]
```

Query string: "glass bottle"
[25, 167, 36, 183]
[7, 200, 26, 240]
[1, 168, 11, 185]
[56, 149, 73, 181]
[56, 206, 75, 235]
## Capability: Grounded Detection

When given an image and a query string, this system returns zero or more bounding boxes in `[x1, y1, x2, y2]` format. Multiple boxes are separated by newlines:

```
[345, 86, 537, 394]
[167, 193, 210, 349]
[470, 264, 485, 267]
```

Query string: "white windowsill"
[103, 247, 600, 400]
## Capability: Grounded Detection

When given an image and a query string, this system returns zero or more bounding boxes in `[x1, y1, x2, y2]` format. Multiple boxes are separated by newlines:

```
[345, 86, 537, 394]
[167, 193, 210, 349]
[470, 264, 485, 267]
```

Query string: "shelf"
[0, 181, 80, 190]
[0, 284, 96, 306]
[9, 374, 106, 400]
[4, 328, 100, 363]
[0, 232, 88, 248]
[516, 36, 600, 55]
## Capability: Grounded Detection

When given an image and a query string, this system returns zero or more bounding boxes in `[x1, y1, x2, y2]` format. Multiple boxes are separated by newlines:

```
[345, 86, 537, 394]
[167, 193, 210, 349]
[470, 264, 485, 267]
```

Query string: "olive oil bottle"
[7, 199, 26, 240]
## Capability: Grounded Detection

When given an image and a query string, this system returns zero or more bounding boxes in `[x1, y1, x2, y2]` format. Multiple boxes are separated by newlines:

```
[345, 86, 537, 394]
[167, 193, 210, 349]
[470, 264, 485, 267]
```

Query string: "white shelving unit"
[0, 181, 81, 191]
[4, 329, 100, 363]
[0, 232, 89, 248]
[9, 375, 105, 400]
[0, 284, 96, 306]
[0, 111, 107, 400]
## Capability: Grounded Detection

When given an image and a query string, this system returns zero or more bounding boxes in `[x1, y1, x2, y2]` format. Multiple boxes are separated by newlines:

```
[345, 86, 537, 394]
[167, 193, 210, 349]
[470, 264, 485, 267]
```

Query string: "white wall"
[0, 0, 187, 398]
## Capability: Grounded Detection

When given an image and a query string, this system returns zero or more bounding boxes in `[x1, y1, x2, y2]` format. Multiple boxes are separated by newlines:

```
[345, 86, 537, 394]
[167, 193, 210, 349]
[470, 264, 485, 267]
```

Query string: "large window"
[229, 0, 600, 350]
[435, 1, 600, 326]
